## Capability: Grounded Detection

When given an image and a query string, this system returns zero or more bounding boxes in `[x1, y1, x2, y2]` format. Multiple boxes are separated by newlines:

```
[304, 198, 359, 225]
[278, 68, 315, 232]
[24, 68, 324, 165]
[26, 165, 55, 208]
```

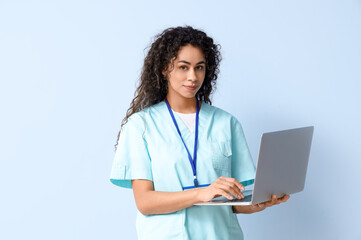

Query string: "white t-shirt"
[174, 111, 196, 132]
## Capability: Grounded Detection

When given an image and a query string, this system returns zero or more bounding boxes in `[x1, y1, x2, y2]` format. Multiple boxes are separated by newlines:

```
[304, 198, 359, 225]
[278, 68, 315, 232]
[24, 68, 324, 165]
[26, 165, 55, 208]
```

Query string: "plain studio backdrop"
[0, 0, 360, 239]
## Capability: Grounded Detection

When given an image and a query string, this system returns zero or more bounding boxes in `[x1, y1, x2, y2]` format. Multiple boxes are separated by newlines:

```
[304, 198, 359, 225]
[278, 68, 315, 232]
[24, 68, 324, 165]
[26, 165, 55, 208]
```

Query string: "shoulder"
[203, 102, 240, 126]
[122, 101, 166, 130]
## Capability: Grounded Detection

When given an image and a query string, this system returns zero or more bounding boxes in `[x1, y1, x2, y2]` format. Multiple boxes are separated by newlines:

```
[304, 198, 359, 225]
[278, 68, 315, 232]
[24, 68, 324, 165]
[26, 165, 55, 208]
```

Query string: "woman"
[110, 26, 289, 240]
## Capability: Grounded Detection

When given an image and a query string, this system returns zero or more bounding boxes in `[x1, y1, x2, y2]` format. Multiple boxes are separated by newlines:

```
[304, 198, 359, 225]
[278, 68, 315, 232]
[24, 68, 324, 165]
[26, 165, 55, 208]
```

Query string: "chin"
[181, 93, 197, 99]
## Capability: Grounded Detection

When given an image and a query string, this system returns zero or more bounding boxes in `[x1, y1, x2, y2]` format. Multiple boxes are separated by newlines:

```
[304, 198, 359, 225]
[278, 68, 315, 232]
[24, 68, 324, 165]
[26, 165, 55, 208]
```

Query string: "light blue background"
[1, 0, 360, 239]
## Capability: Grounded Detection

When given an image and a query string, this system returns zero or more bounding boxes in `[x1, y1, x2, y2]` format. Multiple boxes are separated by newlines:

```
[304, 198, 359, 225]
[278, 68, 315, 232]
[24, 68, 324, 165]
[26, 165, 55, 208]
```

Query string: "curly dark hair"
[114, 25, 222, 151]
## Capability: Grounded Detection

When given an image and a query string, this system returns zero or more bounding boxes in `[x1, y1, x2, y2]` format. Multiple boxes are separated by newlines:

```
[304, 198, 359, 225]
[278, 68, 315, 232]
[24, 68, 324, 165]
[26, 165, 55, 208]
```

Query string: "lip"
[184, 85, 197, 91]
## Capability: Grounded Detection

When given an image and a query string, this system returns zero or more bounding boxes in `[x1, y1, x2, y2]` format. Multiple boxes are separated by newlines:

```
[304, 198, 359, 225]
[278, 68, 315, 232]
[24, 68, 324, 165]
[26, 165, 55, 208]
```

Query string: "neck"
[165, 94, 200, 113]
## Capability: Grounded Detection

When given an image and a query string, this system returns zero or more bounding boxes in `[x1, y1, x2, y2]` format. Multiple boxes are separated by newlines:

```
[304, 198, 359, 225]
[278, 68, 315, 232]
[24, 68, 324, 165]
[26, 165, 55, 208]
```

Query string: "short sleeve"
[110, 113, 153, 189]
[231, 117, 256, 187]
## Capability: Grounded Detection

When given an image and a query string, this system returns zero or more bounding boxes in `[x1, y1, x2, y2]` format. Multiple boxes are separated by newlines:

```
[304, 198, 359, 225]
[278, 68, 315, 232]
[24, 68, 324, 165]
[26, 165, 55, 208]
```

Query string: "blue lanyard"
[165, 97, 200, 188]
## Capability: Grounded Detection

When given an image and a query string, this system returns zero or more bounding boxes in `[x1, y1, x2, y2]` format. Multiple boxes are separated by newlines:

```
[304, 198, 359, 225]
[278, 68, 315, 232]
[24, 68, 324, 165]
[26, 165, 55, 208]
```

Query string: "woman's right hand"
[195, 176, 245, 202]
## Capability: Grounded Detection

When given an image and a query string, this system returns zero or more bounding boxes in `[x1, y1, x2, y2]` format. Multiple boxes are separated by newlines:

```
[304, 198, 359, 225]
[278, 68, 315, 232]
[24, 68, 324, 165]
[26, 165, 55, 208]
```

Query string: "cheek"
[169, 72, 184, 85]
[167, 78, 179, 90]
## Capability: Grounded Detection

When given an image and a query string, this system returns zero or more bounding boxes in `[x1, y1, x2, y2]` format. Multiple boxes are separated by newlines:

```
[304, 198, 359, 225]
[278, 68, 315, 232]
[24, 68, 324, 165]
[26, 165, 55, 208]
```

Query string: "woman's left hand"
[232, 194, 290, 214]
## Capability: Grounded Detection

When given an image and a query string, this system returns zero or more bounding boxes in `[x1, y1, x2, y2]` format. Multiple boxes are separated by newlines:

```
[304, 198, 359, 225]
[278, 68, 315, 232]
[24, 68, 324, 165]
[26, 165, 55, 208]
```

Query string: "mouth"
[184, 85, 197, 91]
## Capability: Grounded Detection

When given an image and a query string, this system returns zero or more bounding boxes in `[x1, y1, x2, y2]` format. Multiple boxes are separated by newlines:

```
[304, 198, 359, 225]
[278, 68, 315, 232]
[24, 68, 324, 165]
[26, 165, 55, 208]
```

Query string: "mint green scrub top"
[110, 101, 256, 240]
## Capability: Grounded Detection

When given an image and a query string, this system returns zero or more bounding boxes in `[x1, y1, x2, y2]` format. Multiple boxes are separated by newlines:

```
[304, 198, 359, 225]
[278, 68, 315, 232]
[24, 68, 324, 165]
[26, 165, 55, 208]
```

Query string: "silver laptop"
[195, 126, 314, 206]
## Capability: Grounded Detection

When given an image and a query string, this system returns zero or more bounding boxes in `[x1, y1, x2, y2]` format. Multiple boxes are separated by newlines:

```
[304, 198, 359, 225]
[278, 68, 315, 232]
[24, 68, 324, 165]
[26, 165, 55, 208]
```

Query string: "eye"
[196, 65, 205, 70]
[180, 65, 188, 70]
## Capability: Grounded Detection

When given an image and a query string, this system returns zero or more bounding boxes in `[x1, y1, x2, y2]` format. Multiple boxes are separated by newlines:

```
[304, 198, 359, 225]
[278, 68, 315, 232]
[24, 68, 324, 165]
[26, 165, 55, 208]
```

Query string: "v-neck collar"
[162, 100, 205, 138]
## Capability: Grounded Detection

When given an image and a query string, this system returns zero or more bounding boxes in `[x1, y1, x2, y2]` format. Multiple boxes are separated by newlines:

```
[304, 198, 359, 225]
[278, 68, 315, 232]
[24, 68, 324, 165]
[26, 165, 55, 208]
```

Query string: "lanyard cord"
[165, 97, 200, 188]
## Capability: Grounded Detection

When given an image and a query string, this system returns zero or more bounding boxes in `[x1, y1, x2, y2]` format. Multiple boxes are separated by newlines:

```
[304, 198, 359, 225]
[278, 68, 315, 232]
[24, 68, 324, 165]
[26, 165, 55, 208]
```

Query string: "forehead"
[175, 45, 205, 62]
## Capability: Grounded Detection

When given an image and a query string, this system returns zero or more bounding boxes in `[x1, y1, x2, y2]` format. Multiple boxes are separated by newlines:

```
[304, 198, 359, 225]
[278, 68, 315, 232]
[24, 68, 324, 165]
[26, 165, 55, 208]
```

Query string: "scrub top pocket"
[211, 140, 232, 177]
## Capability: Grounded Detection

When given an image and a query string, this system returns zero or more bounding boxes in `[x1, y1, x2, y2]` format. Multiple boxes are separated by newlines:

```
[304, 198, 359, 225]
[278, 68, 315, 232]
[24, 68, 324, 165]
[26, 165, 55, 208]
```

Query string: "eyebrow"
[177, 60, 206, 65]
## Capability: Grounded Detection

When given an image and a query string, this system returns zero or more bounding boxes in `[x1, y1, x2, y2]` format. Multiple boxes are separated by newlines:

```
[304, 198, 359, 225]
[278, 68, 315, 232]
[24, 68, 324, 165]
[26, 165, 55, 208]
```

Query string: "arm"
[232, 194, 290, 214]
[131, 179, 199, 215]
[132, 176, 246, 216]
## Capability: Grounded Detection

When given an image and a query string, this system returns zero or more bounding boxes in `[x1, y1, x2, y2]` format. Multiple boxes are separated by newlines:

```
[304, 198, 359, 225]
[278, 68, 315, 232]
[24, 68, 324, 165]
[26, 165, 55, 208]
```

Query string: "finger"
[272, 194, 289, 205]
[271, 194, 278, 204]
[217, 189, 234, 200]
[264, 195, 277, 207]
[223, 177, 245, 191]
[277, 194, 290, 203]
[281, 195, 290, 202]
[216, 178, 244, 199]
[215, 181, 244, 199]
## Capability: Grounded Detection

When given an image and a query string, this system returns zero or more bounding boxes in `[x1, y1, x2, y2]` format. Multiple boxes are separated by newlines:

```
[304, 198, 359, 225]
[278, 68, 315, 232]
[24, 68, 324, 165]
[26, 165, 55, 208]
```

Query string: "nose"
[187, 68, 197, 82]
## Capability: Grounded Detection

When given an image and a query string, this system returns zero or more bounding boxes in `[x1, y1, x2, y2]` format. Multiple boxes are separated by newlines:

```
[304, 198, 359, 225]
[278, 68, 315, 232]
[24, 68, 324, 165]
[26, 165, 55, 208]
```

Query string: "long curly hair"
[114, 26, 222, 151]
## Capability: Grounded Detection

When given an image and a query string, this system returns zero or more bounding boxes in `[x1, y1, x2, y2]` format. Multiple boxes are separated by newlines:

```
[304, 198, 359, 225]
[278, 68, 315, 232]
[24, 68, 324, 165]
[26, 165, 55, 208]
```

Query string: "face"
[163, 44, 206, 100]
